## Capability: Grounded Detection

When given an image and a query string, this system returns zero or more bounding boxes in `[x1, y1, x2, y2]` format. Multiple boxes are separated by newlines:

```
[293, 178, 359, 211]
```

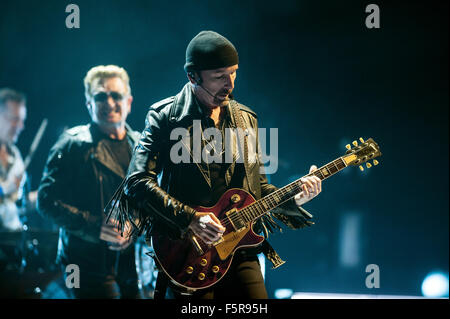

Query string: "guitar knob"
[373, 160, 379, 165]
[200, 258, 208, 266]
[366, 163, 372, 168]
[352, 140, 358, 147]
[198, 273, 205, 281]
[359, 137, 365, 143]
[359, 165, 364, 171]
[186, 266, 194, 274]
[345, 144, 351, 150]
[212, 265, 219, 273]
[230, 194, 241, 203]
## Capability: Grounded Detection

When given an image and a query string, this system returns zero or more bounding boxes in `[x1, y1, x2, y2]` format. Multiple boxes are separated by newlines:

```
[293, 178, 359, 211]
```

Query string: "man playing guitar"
[109, 31, 322, 299]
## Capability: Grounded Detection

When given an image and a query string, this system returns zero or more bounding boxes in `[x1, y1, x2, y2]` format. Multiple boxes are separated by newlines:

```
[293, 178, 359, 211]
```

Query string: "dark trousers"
[62, 248, 142, 299]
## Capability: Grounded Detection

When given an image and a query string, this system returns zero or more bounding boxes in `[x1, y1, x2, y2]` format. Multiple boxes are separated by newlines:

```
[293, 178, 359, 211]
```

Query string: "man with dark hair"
[37, 65, 142, 298]
[109, 31, 322, 299]
[0, 88, 27, 231]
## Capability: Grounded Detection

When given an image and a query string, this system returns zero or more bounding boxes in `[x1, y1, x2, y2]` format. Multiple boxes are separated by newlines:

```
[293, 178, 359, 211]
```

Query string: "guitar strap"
[229, 101, 286, 269]
[261, 240, 286, 269]
[229, 100, 252, 193]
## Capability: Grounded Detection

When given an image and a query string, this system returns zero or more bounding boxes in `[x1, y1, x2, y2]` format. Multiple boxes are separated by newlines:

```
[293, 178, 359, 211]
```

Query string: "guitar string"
[189, 159, 346, 229]
[217, 159, 346, 228]
[220, 166, 327, 226]
[218, 180, 304, 227]
[219, 175, 308, 226]
[226, 156, 352, 227]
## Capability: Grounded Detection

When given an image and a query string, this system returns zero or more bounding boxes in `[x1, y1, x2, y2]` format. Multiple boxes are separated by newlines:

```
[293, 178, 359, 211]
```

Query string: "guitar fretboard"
[239, 157, 347, 222]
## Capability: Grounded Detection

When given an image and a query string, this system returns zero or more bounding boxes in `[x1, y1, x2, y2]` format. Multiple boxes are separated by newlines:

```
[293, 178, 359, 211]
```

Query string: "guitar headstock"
[342, 137, 382, 170]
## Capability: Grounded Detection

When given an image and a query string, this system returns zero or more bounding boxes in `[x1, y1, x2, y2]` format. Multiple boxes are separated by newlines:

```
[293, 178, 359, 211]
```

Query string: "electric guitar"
[151, 137, 382, 290]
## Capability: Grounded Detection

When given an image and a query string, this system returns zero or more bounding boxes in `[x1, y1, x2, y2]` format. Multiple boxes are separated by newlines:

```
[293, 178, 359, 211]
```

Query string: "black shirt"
[199, 109, 246, 207]
[100, 134, 132, 212]
[202, 116, 229, 205]
[102, 136, 132, 175]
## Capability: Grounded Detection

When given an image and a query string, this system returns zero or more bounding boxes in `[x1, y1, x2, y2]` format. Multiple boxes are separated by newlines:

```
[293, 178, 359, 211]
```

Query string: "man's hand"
[99, 218, 133, 251]
[189, 212, 225, 245]
[294, 165, 322, 207]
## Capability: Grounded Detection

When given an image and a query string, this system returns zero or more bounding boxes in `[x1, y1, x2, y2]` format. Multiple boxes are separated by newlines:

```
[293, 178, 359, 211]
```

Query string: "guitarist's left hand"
[294, 165, 322, 206]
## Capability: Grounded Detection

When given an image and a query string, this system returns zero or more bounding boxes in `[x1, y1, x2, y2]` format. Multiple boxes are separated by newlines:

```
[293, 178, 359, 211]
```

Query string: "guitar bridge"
[225, 208, 246, 232]
[212, 237, 224, 246]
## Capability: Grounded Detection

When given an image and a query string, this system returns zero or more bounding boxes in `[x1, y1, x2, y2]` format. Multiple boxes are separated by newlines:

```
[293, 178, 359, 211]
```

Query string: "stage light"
[258, 253, 266, 280]
[421, 271, 449, 298]
[274, 288, 293, 299]
[339, 213, 361, 268]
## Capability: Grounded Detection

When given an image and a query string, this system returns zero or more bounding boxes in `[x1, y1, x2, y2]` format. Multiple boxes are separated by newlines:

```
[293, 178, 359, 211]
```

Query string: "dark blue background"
[1, 0, 448, 297]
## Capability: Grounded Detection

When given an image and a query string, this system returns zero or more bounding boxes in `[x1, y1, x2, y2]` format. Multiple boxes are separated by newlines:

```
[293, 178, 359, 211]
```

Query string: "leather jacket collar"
[168, 83, 235, 128]
[162, 83, 256, 194]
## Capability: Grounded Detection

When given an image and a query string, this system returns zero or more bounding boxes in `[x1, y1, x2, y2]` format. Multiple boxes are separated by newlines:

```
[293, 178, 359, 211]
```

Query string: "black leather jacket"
[109, 84, 314, 267]
[37, 123, 140, 269]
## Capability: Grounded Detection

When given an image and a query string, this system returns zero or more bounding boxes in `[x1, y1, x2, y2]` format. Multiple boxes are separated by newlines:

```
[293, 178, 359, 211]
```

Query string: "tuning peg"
[352, 140, 358, 147]
[373, 159, 379, 166]
[359, 165, 364, 171]
[366, 162, 372, 168]
[359, 137, 365, 143]
[345, 144, 351, 150]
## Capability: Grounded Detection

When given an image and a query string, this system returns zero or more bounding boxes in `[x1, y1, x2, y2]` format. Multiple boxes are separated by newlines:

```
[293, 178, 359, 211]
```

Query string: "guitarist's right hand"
[189, 212, 225, 245]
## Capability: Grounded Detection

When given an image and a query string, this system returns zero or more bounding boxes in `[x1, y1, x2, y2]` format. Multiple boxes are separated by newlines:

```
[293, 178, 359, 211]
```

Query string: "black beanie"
[184, 31, 239, 72]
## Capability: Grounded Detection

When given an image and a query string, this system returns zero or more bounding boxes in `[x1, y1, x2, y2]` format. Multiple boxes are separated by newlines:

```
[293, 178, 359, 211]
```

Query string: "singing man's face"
[194, 64, 238, 109]
[87, 76, 132, 129]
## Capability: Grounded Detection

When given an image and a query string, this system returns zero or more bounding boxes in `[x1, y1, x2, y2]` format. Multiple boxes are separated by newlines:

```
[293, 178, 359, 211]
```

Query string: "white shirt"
[0, 143, 24, 231]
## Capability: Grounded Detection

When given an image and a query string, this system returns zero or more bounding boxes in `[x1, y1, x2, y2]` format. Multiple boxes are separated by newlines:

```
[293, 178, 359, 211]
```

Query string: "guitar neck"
[240, 157, 348, 222]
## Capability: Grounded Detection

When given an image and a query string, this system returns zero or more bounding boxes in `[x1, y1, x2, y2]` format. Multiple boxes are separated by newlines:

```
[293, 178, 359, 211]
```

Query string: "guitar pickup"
[225, 208, 246, 232]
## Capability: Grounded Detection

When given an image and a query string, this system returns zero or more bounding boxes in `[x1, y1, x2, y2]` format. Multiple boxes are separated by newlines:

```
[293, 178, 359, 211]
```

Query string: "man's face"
[0, 101, 26, 143]
[87, 76, 132, 129]
[195, 64, 238, 108]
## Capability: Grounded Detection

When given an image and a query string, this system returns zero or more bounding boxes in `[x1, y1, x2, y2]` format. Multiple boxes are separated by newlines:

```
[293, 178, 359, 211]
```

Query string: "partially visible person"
[0, 88, 27, 231]
[108, 31, 322, 299]
[37, 65, 142, 298]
